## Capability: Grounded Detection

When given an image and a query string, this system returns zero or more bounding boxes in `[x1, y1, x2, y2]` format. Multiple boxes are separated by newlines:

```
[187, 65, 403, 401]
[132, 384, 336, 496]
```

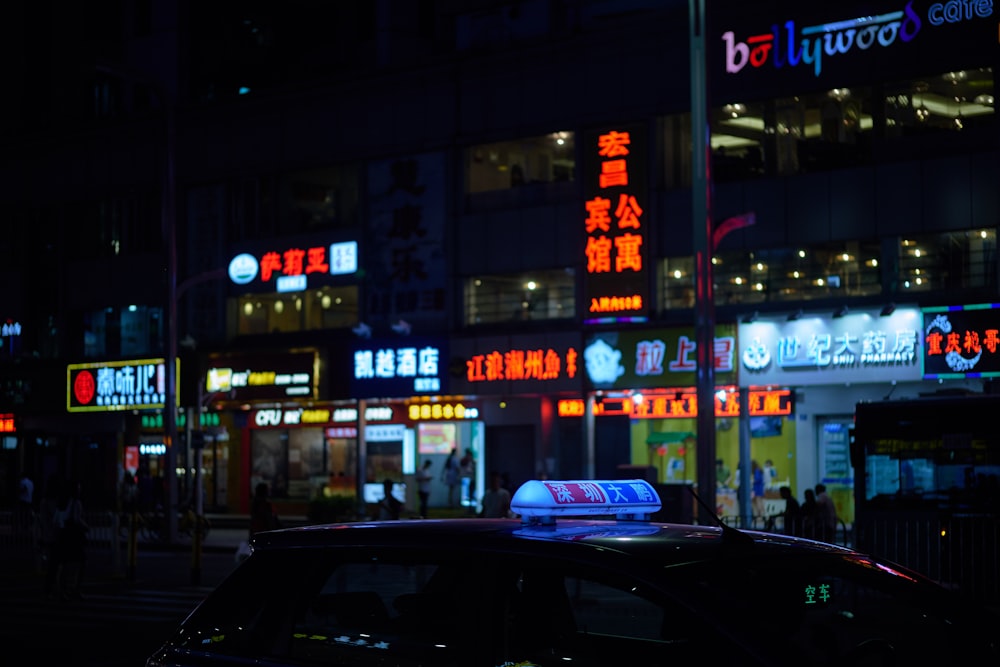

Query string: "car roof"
[250, 518, 854, 566]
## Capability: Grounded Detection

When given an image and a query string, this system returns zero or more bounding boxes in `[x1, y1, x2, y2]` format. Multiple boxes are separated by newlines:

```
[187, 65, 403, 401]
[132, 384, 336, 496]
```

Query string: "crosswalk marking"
[0, 585, 211, 631]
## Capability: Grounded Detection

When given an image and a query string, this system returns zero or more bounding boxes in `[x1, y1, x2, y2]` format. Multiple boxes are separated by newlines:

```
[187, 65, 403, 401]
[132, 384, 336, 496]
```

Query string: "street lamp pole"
[690, 0, 717, 521]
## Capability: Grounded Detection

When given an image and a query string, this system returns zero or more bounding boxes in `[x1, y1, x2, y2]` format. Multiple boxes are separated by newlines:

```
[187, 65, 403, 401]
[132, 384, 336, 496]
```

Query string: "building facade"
[1, 1, 996, 524]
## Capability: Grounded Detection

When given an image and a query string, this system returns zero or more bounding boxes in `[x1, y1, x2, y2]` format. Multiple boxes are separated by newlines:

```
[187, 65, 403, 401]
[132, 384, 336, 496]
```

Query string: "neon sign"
[558, 387, 793, 419]
[227, 240, 358, 288]
[583, 125, 649, 322]
[67, 358, 177, 413]
[923, 304, 1000, 378]
[406, 402, 480, 421]
[465, 347, 578, 383]
[352, 338, 446, 396]
[722, 1, 993, 79]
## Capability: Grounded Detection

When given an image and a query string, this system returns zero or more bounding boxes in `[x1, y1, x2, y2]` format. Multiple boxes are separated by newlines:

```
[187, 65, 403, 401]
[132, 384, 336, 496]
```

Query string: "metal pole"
[163, 101, 179, 545]
[690, 0, 717, 521]
[585, 394, 596, 479]
[356, 399, 367, 519]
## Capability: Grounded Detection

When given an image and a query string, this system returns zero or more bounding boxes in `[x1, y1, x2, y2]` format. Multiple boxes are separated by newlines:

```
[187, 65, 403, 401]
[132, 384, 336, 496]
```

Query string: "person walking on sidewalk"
[415, 459, 433, 518]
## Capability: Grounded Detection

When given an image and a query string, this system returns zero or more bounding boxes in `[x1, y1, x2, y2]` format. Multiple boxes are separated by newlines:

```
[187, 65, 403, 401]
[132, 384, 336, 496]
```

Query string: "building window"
[712, 87, 874, 179]
[466, 132, 575, 193]
[659, 240, 882, 310]
[464, 269, 575, 325]
[232, 286, 358, 336]
[884, 68, 994, 139]
[279, 165, 360, 232]
[898, 229, 996, 293]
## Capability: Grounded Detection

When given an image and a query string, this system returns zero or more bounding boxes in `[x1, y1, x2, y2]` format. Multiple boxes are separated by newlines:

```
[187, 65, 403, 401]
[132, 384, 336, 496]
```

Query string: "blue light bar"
[511, 479, 661, 522]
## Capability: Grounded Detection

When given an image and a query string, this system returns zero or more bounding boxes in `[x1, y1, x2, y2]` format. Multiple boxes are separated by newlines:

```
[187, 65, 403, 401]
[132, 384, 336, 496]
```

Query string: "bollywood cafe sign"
[722, 1, 994, 79]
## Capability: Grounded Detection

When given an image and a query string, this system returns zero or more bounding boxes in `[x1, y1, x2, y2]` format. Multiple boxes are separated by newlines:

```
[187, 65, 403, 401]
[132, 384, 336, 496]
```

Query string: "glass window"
[659, 241, 882, 310]
[712, 87, 874, 179]
[715, 242, 882, 305]
[897, 229, 996, 293]
[231, 286, 358, 335]
[82, 305, 164, 358]
[464, 269, 575, 325]
[466, 131, 575, 193]
[884, 67, 994, 138]
[278, 165, 360, 231]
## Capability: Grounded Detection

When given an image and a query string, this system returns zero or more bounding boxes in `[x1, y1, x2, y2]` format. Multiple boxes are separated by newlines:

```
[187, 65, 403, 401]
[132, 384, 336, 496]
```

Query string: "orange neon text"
[466, 348, 578, 383]
[589, 295, 643, 313]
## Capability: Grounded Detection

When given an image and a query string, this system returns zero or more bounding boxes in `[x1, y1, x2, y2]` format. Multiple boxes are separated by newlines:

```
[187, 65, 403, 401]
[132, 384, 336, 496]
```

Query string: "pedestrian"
[55, 479, 89, 600]
[415, 459, 433, 518]
[480, 471, 512, 518]
[776, 486, 801, 535]
[800, 488, 819, 539]
[249, 482, 278, 537]
[441, 448, 460, 508]
[459, 448, 476, 510]
[376, 478, 404, 520]
[16, 471, 34, 532]
[38, 475, 62, 591]
[751, 460, 765, 519]
[815, 483, 839, 542]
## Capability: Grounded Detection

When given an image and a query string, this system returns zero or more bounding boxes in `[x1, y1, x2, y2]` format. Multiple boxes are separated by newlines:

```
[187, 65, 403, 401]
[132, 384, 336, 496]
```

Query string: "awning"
[646, 431, 695, 445]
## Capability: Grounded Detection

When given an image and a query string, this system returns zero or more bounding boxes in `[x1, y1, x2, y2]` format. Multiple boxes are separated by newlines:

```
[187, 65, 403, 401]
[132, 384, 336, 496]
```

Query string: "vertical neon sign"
[583, 125, 649, 323]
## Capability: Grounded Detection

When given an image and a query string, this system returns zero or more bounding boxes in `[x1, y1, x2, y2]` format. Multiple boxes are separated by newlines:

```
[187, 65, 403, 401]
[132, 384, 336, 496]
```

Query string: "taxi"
[147, 479, 998, 667]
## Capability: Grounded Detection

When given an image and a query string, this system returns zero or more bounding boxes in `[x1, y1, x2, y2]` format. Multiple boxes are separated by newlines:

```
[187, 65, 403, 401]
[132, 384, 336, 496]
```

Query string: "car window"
[673, 552, 998, 666]
[499, 556, 761, 666]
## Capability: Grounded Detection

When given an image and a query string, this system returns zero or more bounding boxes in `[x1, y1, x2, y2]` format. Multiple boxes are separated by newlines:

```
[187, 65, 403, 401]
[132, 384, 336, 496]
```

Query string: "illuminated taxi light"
[511, 479, 661, 523]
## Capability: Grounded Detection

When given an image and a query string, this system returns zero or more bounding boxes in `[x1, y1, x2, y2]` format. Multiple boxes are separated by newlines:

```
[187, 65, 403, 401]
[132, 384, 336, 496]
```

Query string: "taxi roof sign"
[511, 479, 661, 524]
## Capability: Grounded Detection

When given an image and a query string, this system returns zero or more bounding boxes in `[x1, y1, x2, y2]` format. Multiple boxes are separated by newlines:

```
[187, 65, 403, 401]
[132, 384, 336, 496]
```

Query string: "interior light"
[526, 281, 537, 290]
[243, 302, 253, 316]
[274, 300, 284, 314]
[981, 230, 988, 239]
[754, 283, 764, 291]
[841, 253, 850, 261]
[734, 277, 743, 285]
[321, 294, 332, 309]
[798, 250, 806, 258]
[914, 248, 922, 258]
[792, 270, 800, 278]
[673, 269, 683, 279]
[756, 262, 764, 271]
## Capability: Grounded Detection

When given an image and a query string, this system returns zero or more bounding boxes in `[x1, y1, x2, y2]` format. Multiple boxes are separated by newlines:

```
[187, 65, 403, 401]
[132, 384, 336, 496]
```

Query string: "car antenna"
[687, 487, 755, 546]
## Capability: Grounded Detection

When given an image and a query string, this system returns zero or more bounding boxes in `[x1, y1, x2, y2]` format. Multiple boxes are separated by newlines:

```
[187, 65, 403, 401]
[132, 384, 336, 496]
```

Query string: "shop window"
[232, 286, 358, 336]
[883, 67, 994, 139]
[466, 131, 575, 194]
[463, 269, 575, 325]
[897, 229, 997, 293]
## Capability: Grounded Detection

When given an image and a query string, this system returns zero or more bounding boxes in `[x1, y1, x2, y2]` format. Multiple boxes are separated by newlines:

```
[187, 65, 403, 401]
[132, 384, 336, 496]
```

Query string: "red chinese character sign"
[583, 126, 649, 323]
[923, 304, 1000, 378]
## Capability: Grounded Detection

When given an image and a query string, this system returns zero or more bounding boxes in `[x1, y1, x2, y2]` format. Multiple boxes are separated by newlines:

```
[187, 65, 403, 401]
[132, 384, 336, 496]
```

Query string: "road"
[0, 529, 244, 666]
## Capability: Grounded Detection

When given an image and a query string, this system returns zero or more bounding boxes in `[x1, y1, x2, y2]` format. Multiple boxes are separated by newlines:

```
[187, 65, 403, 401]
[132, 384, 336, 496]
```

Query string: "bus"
[850, 394, 1000, 603]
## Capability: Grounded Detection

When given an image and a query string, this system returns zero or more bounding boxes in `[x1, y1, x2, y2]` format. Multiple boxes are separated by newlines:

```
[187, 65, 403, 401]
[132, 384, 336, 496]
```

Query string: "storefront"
[738, 305, 929, 525]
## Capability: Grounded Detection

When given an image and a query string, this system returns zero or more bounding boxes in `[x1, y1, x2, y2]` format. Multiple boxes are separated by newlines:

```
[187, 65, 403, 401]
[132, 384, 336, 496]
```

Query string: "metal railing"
[0, 510, 121, 568]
